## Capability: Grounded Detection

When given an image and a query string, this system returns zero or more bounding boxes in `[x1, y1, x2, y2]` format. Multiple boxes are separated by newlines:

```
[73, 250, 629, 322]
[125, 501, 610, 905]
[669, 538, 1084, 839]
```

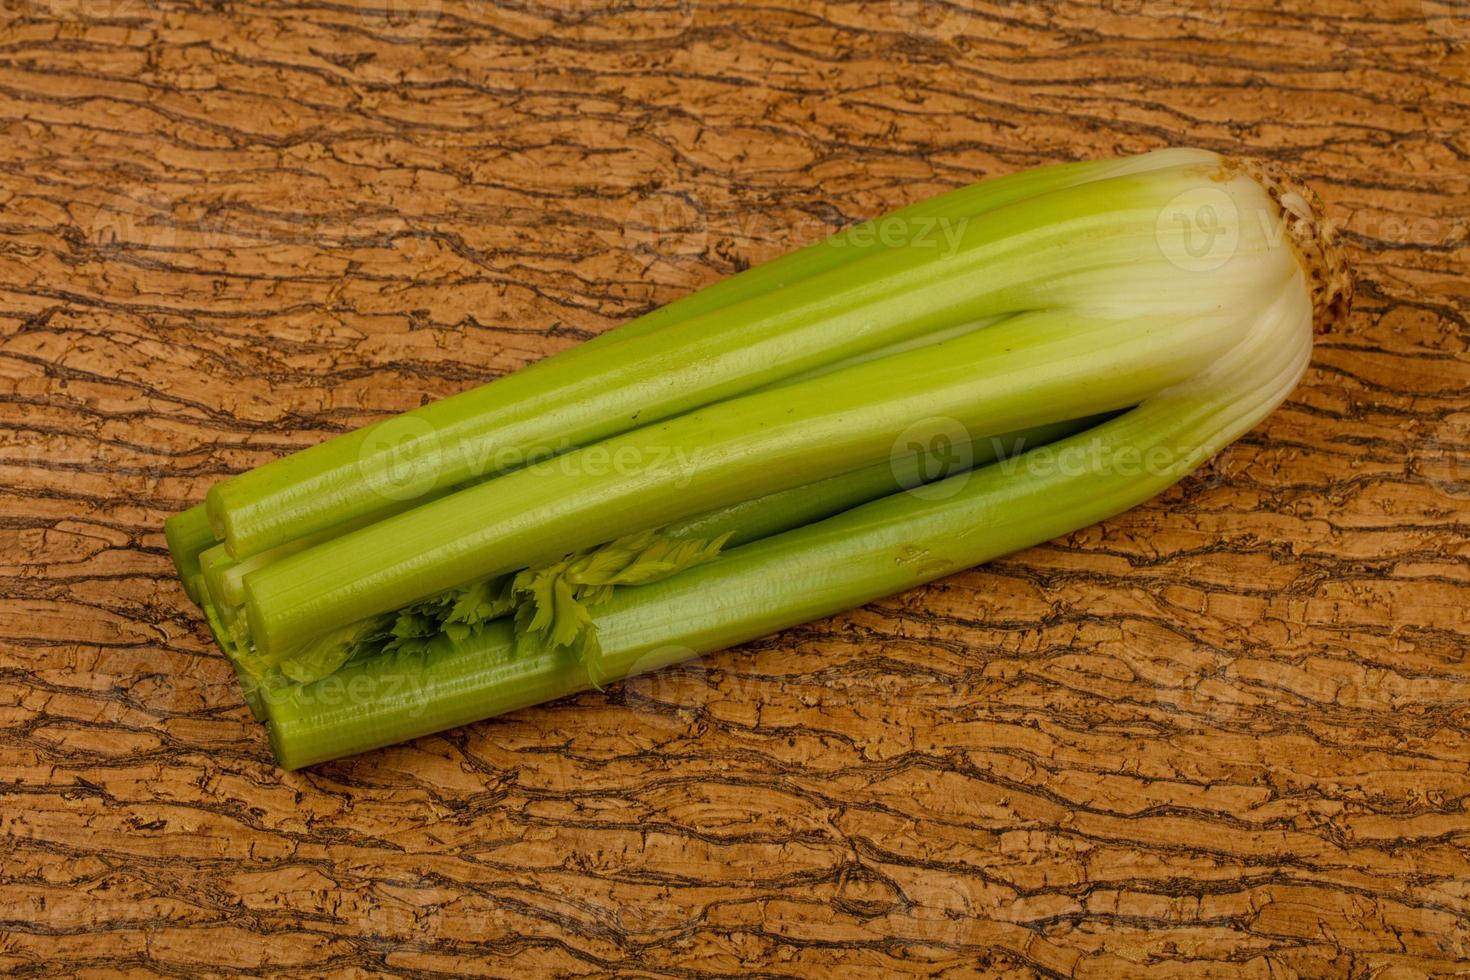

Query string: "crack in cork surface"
[0, 0, 1468, 976]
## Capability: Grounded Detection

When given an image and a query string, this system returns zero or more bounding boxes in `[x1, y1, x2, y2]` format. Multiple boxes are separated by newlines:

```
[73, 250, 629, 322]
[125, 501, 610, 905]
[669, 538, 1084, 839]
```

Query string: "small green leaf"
[548, 576, 594, 649]
[505, 527, 732, 666]
[277, 618, 383, 685]
[446, 576, 513, 626]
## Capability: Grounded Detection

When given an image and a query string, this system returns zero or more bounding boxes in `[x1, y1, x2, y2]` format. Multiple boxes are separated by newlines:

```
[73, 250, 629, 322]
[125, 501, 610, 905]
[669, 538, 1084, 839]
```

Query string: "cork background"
[2, 0, 1468, 975]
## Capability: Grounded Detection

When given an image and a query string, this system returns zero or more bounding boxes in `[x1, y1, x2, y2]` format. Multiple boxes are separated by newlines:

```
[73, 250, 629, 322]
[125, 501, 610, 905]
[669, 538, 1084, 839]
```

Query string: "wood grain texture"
[1, 0, 1467, 975]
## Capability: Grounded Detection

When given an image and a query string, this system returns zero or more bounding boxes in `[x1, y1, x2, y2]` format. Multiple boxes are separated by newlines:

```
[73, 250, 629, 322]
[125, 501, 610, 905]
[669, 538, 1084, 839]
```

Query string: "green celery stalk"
[197, 543, 236, 616]
[206, 150, 1218, 560]
[164, 149, 1354, 769]
[197, 482, 466, 620]
[216, 546, 287, 611]
[263, 280, 1316, 770]
[167, 507, 271, 720]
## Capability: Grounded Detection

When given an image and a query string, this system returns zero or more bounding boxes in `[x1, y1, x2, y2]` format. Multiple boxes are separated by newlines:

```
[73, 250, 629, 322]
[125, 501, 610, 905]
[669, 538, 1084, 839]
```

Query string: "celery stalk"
[197, 544, 234, 614]
[241, 156, 1312, 658]
[162, 149, 1353, 769]
[231, 418, 1092, 694]
[196, 482, 465, 619]
[200, 601, 266, 721]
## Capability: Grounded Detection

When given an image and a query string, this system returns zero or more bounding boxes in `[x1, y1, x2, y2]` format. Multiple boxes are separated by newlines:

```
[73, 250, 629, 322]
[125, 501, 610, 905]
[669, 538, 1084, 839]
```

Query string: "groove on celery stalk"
[191, 479, 467, 636]
[662, 416, 1101, 548]
[206, 150, 1220, 560]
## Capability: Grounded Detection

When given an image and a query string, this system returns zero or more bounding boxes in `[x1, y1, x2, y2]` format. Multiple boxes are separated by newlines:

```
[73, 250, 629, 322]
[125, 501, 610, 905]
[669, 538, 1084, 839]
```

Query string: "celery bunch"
[166, 148, 1350, 769]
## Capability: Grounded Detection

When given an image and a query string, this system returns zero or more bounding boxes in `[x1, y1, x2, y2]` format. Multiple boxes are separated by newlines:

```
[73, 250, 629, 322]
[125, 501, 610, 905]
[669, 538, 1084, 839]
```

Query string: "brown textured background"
[1, 0, 1468, 976]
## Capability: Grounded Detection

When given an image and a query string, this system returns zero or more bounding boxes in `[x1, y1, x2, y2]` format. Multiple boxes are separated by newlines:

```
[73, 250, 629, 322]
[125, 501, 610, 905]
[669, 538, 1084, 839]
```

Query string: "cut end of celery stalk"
[164, 504, 218, 606]
[201, 599, 267, 721]
[1227, 157, 1353, 332]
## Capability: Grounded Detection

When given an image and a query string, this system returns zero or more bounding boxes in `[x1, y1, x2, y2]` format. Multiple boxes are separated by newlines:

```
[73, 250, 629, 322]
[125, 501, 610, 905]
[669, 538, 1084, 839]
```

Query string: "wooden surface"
[1, 1, 1468, 976]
